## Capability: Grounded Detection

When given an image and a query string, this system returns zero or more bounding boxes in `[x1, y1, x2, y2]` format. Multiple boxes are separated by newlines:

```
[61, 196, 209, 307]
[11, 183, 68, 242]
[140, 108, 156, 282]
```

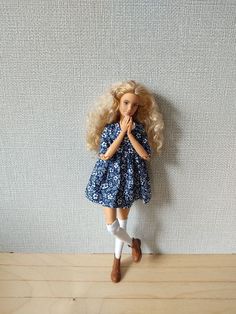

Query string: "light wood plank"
[0, 253, 235, 314]
[97, 299, 236, 314]
[0, 298, 103, 314]
[0, 253, 236, 267]
[0, 298, 235, 314]
[0, 265, 236, 282]
[0, 281, 236, 299]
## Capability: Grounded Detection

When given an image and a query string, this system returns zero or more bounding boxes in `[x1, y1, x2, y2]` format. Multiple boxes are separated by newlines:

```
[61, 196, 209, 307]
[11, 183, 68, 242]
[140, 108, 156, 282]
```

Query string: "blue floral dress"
[85, 121, 152, 208]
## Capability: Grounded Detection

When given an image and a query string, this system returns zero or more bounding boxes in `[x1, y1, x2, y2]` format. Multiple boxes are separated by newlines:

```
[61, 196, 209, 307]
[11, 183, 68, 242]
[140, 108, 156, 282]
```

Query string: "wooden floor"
[0, 253, 235, 314]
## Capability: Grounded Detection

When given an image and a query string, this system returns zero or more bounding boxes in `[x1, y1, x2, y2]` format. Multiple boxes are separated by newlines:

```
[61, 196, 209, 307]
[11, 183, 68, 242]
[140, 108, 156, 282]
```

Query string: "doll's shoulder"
[135, 121, 146, 132]
[106, 122, 117, 128]
[101, 122, 117, 137]
[103, 122, 117, 131]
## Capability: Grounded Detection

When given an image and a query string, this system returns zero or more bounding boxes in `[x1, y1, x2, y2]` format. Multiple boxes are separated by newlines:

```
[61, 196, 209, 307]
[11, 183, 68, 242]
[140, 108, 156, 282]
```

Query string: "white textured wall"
[0, 0, 235, 253]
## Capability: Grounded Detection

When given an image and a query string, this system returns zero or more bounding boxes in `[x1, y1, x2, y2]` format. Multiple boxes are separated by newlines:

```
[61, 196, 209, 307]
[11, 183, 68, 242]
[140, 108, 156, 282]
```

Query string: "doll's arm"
[100, 130, 126, 160]
[127, 133, 151, 160]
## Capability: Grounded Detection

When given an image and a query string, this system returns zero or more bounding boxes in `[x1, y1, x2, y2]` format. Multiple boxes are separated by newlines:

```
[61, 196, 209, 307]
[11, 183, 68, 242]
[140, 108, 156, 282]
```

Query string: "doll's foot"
[111, 253, 121, 283]
[128, 238, 142, 262]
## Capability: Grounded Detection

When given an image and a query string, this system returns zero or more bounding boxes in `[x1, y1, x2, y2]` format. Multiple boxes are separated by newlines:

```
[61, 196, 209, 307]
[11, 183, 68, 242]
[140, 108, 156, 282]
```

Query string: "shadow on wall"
[133, 93, 182, 254]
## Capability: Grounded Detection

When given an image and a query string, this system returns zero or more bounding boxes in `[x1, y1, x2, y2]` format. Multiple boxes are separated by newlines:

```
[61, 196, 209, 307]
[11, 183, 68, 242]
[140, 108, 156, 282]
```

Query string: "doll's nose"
[127, 107, 132, 114]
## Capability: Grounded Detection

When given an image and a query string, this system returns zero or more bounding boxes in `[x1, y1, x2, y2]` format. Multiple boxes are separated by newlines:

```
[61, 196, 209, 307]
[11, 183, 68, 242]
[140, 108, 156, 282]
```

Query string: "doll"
[85, 80, 164, 283]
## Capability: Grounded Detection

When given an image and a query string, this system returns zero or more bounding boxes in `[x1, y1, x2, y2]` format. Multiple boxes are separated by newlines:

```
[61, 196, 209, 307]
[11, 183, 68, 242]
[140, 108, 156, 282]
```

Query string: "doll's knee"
[106, 218, 120, 235]
[118, 207, 130, 219]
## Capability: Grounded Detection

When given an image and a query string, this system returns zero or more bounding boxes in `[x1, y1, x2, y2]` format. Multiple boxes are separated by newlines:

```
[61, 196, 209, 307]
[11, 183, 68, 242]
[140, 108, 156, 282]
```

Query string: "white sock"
[114, 218, 128, 259]
[106, 219, 132, 252]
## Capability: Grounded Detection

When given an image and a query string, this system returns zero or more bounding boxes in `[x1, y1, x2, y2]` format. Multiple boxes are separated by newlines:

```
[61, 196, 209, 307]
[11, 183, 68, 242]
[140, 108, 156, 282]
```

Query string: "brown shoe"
[128, 238, 142, 262]
[111, 253, 121, 283]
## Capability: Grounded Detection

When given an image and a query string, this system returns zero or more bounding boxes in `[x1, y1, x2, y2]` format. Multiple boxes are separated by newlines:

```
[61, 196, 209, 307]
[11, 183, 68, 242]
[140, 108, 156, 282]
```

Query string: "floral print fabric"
[85, 122, 152, 208]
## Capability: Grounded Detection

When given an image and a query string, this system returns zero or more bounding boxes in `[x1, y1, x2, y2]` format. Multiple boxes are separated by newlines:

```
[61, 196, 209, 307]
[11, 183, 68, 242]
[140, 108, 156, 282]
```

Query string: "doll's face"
[118, 93, 140, 119]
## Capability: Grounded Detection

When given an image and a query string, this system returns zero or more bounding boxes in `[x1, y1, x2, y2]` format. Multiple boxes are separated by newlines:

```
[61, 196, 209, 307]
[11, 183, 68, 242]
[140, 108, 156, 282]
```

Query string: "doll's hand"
[99, 153, 110, 160]
[127, 117, 133, 135]
[120, 116, 131, 133]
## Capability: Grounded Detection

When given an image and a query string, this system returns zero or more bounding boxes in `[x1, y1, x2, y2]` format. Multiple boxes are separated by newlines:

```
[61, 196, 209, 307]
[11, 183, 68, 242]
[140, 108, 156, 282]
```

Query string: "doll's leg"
[117, 207, 131, 220]
[104, 207, 128, 283]
[103, 206, 117, 225]
[116, 207, 142, 263]
[103, 207, 132, 246]
[114, 208, 131, 258]
[103, 207, 142, 263]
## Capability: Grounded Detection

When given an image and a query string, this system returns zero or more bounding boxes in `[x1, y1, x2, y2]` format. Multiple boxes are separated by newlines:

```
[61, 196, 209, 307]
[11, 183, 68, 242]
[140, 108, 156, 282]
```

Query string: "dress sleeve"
[98, 125, 111, 155]
[139, 124, 152, 157]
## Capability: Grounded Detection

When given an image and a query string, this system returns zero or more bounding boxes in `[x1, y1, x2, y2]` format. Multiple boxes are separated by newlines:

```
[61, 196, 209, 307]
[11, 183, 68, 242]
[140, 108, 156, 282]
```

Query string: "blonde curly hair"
[86, 80, 164, 156]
